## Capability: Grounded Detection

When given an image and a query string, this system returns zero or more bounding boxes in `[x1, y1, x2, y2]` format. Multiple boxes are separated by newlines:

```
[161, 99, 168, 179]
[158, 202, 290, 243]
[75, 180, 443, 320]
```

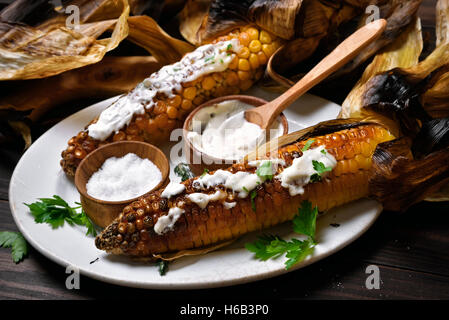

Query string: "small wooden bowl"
[74, 141, 169, 228]
[183, 95, 289, 175]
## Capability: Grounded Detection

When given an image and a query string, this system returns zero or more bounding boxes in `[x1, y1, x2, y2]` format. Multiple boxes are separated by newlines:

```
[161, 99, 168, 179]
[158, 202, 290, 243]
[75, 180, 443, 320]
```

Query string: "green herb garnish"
[24, 195, 96, 236]
[157, 259, 169, 276]
[220, 59, 224, 64]
[242, 186, 249, 193]
[321, 149, 327, 155]
[0, 231, 28, 263]
[301, 139, 315, 152]
[245, 201, 318, 270]
[174, 163, 194, 182]
[226, 44, 232, 50]
[256, 161, 274, 182]
[200, 168, 210, 178]
[205, 56, 215, 63]
[310, 160, 333, 182]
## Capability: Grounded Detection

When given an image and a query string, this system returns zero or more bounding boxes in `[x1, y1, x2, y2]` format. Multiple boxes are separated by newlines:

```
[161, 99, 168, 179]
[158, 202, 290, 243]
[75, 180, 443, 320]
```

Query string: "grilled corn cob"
[60, 26, 282, 176]
[96, 124, 395, 256]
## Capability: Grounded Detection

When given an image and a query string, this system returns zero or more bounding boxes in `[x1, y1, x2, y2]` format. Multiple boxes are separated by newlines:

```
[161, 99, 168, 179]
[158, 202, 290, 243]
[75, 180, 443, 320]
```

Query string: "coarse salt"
[86, 153, 162, 201]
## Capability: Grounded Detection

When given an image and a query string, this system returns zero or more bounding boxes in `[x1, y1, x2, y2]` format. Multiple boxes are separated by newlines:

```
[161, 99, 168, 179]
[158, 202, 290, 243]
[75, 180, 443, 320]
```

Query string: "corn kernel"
[257, 51, 267, 65]
[181, 99, 192, 111]
[238, 58, 250, 71]
[153, 101, 166, 115]
[238, 32, 250, 47]
[212, 73, 223, 82]
[155, 113, 168, 128]
[168, 95, 181, 108]
[262, 44, 274, 58]
[259, 30, 272, 44]
[147, 119, 158, 133]
[225, 71, 239, 86]
[202, 76, 216, 90]
[238, 47, 250, 59]
[167, 106, 178, 119]
[249, 40, 262, 53]
[247, 27, 259, 41]
[193, 95, 205, 105]
[183, 86, 196, 100]
[249, 53, 259, 69]
[239, 79, 253, 91]
[238, 70, 251, 81]
[228, 56, 238, 70]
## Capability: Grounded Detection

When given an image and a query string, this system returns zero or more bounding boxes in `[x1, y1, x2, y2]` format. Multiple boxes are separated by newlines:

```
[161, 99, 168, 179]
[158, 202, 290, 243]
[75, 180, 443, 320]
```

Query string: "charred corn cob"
[95, 124, 395, 256]
[60, 26, 283, 176]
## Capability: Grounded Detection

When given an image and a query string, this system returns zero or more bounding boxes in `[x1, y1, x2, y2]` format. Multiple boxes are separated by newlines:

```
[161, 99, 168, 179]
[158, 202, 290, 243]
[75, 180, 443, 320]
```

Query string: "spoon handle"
[258, 18, 387, 129]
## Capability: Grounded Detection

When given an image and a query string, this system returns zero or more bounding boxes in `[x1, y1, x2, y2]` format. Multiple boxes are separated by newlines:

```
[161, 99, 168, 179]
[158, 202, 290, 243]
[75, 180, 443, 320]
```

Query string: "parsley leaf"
[321, 149, 327, 155]
[245, 201, 318, 270]
[24, 195, 97, 236]
[200, 168, 209, 178]
[204, 56, 215, 63]
[310, 160, 333, 182]
[174, 163, 194, 182]
[302, 139, 315, 152]
[0, 231, 28, 263]
[226, 44, 232, 50]
[157, 259, 169, 276]
[242, 186, 249, 193]
[292, 200, 318, 241]
[256, 161, 274, 182]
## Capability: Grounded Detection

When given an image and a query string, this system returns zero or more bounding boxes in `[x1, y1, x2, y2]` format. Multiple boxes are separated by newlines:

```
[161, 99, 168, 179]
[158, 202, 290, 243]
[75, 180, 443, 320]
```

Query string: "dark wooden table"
[1, 1, 448, 300]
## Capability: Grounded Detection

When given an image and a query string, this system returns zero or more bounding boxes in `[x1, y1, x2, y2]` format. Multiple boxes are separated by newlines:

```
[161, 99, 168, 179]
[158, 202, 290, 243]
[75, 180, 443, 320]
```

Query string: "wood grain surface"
[0, 0, 448, 300]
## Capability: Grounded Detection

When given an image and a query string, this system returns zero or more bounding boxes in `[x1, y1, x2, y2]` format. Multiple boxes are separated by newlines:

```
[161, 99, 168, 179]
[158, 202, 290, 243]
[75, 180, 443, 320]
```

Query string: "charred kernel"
[113, 131, 126, 142]
[132, 201, 142, 209]
[151, 202, 159, 211]
[118, 223, 127, 234]
[140, 229, 149, 240]
[225, 71, 239, 86]
[127, 213, 136, 222]
[127, 223, 135, 234]
[116, 234, 123, 242]
[159, 199, 168, 211]
[136, 219, 143, 230]
[123, 206, 132, 214]
[143, 216, 153, 227]
[68, 137, 76, 145]
[74, 148, 86, 159]
[137, 241, 146, 251]
[136, 208, 145, 217]
[67, 145, 75, 153]
[120, 241, 128, 250]
[131, 232, 140, 242]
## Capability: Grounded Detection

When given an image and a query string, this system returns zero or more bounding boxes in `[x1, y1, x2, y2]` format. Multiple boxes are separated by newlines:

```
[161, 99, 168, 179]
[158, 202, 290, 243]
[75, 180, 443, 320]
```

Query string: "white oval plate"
[9, 88, 382, 289]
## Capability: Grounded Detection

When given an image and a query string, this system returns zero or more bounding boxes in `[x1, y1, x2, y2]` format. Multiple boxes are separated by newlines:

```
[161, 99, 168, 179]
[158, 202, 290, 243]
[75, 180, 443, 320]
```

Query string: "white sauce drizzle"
[161, 181, 185, 199]
[278, 146, 337, 196]
[187, 190, 226, 209]
[88, 39, 242, 141]
[154, 207, 185, 235]
[223, 202, 237, 209]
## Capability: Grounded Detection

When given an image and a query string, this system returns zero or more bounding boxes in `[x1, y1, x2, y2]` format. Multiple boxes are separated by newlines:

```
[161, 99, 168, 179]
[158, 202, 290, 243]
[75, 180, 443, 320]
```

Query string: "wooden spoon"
[244, 19, 387, 129]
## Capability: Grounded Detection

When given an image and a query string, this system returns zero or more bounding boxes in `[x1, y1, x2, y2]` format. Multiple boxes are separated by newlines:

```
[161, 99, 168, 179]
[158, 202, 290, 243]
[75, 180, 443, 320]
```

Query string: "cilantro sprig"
[0, 231, 28, 263]
[301, 139, 315, 152]
[245, 200, 318, 270]
[256, 161, 274, 182]
[157, 259, 169, 276]
[310, 160, 333, 183]
[24, 195, 96, 236]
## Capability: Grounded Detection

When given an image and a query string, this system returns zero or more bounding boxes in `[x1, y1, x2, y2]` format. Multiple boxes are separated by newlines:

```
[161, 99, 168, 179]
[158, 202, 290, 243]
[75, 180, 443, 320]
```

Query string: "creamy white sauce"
[86, 153, 162, 201]
[223, 202, 236, 209]
[187, 190, 226, 209]
[161, 181, 186, 199]
[278, 146, 337, 196]
[88, 39, 242, 141]
[154, 207, 185, 235]
[187, 100, 284, 161]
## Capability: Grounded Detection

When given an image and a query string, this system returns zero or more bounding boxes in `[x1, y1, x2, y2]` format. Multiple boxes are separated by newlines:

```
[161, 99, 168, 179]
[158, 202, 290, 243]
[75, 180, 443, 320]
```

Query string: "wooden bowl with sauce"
[74, 141, 169, 228]
[183, 95, 289, 175]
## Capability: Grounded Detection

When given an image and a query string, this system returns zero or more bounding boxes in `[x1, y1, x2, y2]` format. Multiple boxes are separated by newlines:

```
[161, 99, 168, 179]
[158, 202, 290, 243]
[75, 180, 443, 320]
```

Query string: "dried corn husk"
[0, 0, 130, 81]
[339, 16, 423, 137]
